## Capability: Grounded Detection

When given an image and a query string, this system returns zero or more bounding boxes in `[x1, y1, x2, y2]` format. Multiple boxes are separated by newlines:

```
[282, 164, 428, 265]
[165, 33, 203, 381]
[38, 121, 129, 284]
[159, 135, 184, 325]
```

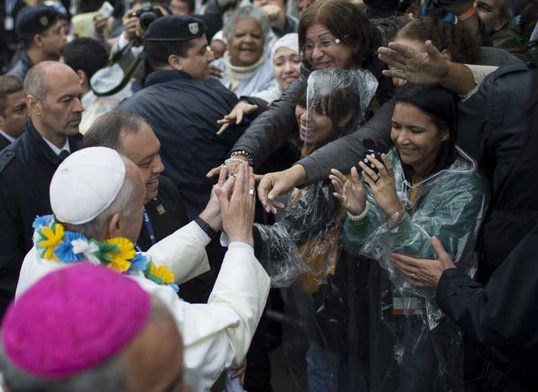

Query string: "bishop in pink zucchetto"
[0, 263, 186, 392]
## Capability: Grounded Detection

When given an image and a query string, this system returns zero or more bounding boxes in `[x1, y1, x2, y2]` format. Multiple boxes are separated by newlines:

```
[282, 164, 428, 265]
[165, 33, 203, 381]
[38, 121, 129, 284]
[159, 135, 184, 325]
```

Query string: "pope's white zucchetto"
[50, 147, 126, 225]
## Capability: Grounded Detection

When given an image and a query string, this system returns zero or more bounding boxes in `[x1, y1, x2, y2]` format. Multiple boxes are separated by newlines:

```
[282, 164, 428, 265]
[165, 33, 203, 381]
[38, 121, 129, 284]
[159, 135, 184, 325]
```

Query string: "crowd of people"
[0, 0, 537, 391]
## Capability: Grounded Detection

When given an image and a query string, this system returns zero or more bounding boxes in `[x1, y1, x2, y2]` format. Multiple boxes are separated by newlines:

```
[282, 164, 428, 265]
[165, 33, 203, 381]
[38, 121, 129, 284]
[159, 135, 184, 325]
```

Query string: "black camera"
[360, 138, 390, 175]
[129, 3, 163, 31]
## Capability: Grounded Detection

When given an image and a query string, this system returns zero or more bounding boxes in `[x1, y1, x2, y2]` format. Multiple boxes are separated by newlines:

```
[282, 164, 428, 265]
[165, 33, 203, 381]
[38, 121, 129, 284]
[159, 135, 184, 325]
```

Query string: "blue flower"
[32, 215, 54, 230]
[128, 253, 148, 272]
[54, 232, 86, 263]
[168, 283, 180, 293]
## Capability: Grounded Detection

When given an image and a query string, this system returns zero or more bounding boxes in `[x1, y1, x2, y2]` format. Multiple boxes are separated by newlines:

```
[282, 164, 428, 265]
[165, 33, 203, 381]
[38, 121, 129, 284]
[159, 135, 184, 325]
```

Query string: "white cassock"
[16, 221, 270, 392]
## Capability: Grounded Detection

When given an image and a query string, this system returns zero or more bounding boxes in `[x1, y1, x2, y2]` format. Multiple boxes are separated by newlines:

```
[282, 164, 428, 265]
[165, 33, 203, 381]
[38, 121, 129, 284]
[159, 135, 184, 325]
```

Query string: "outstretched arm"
[378, 40, 477, 95]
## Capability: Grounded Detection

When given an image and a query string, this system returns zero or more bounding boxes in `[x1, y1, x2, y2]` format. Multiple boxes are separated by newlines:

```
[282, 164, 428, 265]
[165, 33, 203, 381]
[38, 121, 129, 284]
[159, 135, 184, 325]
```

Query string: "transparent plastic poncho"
[342, 147, 487, 392]
[254, 67, 378, 288]
[252, 68, 378, 391]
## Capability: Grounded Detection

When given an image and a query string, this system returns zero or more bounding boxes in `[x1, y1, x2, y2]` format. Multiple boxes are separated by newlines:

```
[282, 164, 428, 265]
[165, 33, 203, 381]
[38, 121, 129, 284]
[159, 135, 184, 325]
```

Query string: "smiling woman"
[213, 5, 276, 97]
[333, 84, 486, 392]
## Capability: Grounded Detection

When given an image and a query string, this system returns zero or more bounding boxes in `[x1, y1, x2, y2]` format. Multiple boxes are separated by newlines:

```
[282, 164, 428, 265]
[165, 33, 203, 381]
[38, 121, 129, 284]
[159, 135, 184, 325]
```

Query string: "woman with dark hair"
[251, 15, 518, 214]
[253, 67, 378, 392]
[331, 84, 486, 392]
[211, 0, 404, 168]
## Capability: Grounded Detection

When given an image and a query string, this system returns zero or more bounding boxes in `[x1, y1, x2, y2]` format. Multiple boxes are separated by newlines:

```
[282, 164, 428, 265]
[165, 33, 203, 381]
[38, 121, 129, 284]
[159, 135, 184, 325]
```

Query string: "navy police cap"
[16, 5, 61, 39]
[145, 15, 206, 42]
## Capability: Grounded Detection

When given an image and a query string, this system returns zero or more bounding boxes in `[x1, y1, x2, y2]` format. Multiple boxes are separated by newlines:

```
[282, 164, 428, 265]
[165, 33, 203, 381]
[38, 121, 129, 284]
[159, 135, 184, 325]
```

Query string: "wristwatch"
[194, 217, 218, 239]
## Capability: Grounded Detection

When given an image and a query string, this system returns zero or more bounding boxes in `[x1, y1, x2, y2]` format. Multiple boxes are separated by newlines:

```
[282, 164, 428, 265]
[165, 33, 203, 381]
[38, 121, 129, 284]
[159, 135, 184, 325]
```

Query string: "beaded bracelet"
[347, 202, 369, 223]
[230, 150, 254, 166]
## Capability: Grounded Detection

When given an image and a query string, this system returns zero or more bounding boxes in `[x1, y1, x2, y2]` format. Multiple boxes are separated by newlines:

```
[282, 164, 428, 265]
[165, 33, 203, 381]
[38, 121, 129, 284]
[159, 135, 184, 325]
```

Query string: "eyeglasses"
[301, 37, 345, 55]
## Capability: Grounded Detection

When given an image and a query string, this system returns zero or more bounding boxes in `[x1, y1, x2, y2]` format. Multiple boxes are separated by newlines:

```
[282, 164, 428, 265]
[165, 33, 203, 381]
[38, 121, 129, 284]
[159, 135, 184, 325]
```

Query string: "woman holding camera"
[331, 84, 486, 392]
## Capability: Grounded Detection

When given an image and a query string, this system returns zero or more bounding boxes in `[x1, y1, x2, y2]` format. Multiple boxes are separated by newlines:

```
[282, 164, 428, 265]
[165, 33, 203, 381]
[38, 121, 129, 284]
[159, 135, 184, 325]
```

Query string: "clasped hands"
[201, 163, 256, 247]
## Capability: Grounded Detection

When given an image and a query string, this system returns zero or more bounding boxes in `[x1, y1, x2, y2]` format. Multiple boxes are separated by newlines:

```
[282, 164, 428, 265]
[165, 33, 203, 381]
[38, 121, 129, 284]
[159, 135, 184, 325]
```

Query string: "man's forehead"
[190, 36, 208, 50]
[121, 126, 160, 157]
[43, 67, 82, 96]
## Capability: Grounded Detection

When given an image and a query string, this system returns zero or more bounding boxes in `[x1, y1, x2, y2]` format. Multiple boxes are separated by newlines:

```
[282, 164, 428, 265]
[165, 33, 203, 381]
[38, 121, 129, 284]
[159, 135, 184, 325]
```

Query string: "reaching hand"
[199, 165, 232, 231]
[217, 101, 258, 135]
[358, 154, 402, 218]
[261, 4, 286, 29]
[330, 167, 366, 215]
[257, 165, 306, 214]
[391, 236, 457, 289]
[93, 14, 109, 35]
[209, 63, 223, 79]
[215, 163, 255, 246]
[206, 154, 250, 179]
[378, 40, 450, 86]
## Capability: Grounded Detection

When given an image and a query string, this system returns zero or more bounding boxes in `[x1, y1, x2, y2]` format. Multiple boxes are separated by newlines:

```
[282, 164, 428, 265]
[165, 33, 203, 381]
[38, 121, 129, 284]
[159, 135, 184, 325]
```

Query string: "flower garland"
[32, 215, 179, 292]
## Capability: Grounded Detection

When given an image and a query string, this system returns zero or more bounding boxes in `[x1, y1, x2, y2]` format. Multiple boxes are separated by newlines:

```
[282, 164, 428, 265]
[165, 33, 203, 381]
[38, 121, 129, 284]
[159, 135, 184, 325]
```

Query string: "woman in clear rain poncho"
[331, 84, 487, 392]
[253, 67, 378, 392]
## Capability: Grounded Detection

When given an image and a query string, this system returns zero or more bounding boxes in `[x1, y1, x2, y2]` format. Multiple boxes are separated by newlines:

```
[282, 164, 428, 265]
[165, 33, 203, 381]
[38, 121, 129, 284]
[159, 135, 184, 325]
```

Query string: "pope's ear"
[108, 212, 122, 239]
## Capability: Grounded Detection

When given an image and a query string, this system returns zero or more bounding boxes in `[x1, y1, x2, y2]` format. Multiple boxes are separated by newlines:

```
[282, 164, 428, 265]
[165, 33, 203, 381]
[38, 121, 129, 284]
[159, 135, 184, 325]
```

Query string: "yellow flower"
[107, 238, 136, 273]
[108, 258, 132, 273]
[39, 224, 65, 261]
[150, 263, 175, 284]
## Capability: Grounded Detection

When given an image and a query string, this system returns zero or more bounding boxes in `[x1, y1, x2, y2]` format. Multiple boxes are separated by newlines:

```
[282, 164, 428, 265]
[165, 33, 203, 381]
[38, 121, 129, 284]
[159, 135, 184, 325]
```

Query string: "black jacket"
[0, 134, 11, 152]
[118, 69, 245, 218]
[0, 120, 81, 316]
[437, 222, 538, 390]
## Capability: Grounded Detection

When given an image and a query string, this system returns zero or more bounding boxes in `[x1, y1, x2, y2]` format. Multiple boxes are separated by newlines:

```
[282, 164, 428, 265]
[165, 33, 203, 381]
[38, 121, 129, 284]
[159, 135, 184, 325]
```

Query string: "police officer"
[7, 4, 66, 81]
[118, 15, 247, 219]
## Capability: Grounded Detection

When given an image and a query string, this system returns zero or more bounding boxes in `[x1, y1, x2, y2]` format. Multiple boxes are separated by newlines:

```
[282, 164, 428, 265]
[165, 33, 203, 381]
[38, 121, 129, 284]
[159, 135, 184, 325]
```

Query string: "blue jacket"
[118, 70, 244, 218]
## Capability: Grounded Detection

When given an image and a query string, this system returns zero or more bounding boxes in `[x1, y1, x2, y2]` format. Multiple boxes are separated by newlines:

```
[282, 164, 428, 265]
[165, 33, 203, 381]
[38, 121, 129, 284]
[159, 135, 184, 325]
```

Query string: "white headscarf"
[270, 33, 299, 63]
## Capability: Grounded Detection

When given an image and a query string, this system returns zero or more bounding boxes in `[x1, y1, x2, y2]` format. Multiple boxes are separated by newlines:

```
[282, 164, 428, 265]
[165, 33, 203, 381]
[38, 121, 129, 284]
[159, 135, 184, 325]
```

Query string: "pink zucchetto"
[1, 263, 152, 379]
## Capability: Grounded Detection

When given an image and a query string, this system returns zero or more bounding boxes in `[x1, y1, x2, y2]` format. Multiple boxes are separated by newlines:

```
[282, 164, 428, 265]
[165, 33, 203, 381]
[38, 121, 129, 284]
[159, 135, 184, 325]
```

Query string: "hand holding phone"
[98, 1, 114, 19]
[360, 138, 390, 175]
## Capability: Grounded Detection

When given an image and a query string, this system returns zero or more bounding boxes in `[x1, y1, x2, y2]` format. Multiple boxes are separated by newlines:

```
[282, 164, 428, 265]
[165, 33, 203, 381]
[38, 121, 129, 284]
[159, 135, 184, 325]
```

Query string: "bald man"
[0, 61, 83, 317]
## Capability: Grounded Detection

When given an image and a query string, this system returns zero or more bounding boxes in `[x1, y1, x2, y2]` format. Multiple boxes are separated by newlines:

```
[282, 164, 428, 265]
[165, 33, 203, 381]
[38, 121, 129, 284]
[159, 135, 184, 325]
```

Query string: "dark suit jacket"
[0, 134, 11, 152]
[0, 120, 81, 317]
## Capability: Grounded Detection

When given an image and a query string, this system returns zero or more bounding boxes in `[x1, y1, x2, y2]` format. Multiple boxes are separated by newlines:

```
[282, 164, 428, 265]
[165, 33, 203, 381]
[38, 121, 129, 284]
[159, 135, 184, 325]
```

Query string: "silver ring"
[411, 273, 415, 279]
[374, 175, 381, 183]
[248, 189, 255, 196]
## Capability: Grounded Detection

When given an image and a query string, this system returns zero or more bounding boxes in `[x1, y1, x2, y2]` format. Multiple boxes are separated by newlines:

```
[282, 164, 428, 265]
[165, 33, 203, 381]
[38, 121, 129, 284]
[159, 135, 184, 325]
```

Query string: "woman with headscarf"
[253, 32, 301, 103]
